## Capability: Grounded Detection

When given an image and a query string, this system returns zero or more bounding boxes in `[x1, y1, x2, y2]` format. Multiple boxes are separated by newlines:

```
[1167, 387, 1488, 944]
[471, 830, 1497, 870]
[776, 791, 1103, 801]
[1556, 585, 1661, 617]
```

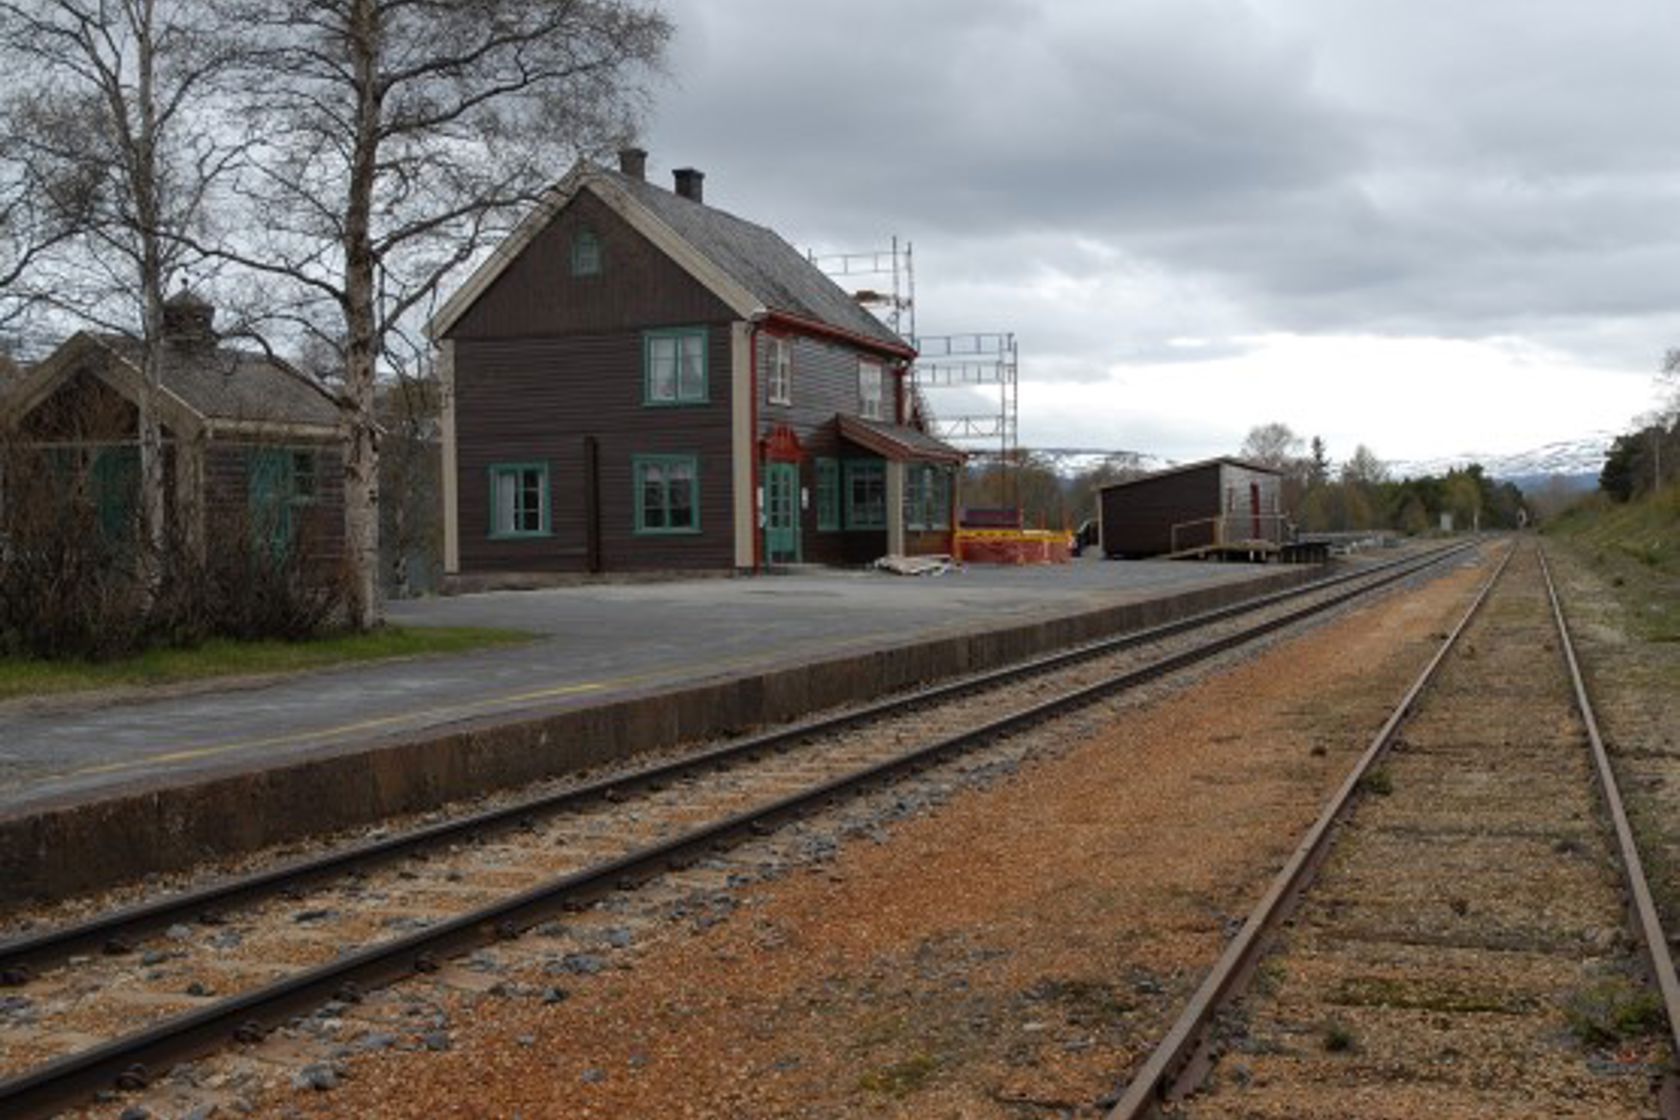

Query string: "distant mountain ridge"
[1028, 437, 1610, 493]
[1387, 435, 1611, 483]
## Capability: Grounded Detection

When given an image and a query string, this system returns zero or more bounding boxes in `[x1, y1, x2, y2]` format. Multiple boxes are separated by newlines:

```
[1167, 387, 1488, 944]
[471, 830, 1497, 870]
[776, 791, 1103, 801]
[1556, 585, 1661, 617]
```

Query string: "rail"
[1108, 539, 1680, 1119]
[0, 544, 1475, 1118]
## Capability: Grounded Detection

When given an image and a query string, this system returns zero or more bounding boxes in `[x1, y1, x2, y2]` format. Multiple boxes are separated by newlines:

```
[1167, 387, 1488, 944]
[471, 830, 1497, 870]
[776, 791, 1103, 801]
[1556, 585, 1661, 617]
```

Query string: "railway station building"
[429, 149, 965, 580]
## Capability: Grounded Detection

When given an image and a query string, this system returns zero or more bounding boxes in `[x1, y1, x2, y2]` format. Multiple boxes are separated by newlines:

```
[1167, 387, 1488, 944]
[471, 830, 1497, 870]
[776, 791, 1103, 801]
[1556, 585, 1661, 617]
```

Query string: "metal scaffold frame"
[911, 331, 1019, 467]
[809, 238, 1020, 470]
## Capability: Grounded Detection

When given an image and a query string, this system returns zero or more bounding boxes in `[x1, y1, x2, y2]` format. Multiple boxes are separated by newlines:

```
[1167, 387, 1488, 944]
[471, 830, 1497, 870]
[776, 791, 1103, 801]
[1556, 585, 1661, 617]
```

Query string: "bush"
[0, 444, 346, 661]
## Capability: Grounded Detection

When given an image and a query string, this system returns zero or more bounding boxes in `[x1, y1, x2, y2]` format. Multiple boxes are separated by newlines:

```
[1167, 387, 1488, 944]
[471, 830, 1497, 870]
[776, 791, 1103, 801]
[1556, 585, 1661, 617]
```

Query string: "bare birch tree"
[0, 0, 240, 555]
[216, 0, 669, 628]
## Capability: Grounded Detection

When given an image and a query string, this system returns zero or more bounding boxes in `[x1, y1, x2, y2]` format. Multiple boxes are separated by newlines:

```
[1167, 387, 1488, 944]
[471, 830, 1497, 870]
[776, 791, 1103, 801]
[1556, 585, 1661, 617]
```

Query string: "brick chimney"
[672, 167, 704, 204]
[617, 146, 647, 181]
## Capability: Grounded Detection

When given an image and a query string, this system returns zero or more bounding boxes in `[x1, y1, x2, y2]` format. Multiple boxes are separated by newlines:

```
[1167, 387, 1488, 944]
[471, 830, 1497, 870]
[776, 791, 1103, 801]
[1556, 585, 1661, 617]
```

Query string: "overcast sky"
[640, 0, 1678, 467]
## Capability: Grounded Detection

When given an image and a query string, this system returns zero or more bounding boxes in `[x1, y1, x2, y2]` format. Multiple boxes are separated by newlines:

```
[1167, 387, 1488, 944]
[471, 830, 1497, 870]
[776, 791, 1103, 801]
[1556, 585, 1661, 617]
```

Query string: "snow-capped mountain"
[1030, 448, 1171, 478]
[1022, 437, 1609, 492]
[1388, 435, 1611, 487]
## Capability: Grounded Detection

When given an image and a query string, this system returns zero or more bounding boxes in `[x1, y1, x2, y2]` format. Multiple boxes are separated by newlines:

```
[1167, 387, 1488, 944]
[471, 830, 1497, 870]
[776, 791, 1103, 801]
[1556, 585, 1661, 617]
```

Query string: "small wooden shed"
[1097, 457, 1285, 559]
[0, 292, 346, 565]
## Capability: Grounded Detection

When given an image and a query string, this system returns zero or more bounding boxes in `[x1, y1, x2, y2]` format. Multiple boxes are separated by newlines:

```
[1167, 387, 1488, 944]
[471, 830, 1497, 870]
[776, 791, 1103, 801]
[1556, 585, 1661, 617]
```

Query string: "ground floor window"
[634, 454, 699, 533]
[488, 461, 549, 538]
[816, 458, 840, 531]
[843, 459, 886, 529]
[905, 464, 951, 531]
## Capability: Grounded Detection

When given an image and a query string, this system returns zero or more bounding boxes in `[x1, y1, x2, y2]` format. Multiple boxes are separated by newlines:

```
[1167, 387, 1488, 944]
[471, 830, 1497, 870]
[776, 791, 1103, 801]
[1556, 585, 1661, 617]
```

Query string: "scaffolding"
[807, 237, 915, 341]
[809, 238, 1019, 471]
[910, 332, 1019, 467]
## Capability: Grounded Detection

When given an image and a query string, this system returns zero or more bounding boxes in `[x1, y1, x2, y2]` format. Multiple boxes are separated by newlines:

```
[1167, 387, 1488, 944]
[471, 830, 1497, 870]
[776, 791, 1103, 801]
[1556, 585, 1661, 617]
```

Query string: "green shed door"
[247, 447, 294, 558]
[92, 447, 140, 543]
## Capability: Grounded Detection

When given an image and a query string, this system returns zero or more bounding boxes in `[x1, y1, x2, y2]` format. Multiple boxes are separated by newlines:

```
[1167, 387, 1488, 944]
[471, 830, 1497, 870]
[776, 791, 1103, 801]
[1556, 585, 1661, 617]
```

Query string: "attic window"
[571, 229, 602, 277]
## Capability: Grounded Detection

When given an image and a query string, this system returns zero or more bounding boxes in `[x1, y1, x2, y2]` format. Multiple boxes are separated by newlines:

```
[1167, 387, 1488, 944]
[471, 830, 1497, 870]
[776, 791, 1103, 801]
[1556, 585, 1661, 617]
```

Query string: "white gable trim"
[0, 332, 205, 438]
[426, 163, 764, 342]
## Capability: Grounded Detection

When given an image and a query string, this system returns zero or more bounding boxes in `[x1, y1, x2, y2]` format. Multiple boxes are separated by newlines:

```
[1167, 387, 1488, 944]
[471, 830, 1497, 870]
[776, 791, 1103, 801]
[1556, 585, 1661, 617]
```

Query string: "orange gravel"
[234, 554, 1491, 1119]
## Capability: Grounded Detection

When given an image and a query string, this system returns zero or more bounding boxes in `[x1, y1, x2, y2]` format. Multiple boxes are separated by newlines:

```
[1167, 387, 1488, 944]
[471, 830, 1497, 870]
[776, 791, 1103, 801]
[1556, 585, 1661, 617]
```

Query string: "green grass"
[1545, 485, 1680, 640]
[1563, 977, 1666, 1048]
[0, 626, 536, 703]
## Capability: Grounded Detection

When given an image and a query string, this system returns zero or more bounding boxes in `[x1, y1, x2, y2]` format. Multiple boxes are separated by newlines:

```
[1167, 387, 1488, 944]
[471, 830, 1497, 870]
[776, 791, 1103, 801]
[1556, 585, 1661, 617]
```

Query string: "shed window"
[858, 360, 885, 420]
[843, 460, 886, 530]
[905, 464, 950, 531]
[571, 229, 602, 277]
[291, 450, 317, 501]
[816, 458, 840, 531]
[645, 328, 707, 405]
[489, 462, 550, 538]
[768, 337, 792, 405]
[634, 454, 700, 533]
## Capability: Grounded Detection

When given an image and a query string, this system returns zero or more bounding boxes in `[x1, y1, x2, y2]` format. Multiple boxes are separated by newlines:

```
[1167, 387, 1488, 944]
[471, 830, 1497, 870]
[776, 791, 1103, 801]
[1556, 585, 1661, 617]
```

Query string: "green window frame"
[488, 462, 551, 539]
[815, 458, 841, 531]
[843, 459, 886, 530]
[644, 327, 708, 405]
[571, 229, 602, 277]
[633, 454, 700, 534]
[290, 449, 318, 502]
[906, 464, 950, 531]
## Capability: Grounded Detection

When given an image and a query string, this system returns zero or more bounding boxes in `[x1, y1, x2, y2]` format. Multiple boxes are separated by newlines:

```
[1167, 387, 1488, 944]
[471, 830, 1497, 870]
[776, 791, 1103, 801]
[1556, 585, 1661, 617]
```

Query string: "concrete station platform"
[0, 558, 1331, 902]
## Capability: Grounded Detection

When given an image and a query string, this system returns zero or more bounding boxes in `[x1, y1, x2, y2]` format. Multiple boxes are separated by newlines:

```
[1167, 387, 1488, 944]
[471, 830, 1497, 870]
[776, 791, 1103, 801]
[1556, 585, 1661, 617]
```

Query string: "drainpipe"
[750, 322, 763, 571]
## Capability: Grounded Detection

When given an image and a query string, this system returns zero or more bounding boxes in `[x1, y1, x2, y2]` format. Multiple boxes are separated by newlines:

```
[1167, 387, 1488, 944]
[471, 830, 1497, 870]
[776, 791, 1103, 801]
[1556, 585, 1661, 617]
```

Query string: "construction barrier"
[954, 529, 1074, 565]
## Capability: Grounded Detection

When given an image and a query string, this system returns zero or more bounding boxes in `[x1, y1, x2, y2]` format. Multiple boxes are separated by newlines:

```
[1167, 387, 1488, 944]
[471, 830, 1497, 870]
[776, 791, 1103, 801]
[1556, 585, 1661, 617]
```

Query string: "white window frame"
[858, 360, 884, 421]
[767, 337, 792, 405]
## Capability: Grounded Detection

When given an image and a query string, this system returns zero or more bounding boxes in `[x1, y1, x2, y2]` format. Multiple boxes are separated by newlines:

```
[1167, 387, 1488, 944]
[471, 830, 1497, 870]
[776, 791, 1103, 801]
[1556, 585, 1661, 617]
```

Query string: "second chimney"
[672, 167, 704, 204]
[618, 146, 647, 181]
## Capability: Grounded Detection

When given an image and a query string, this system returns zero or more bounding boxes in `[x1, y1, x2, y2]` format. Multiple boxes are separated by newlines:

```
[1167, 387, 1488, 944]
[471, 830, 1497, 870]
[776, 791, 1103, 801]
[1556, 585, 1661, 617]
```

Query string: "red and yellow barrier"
[954, 529, 1073, 565]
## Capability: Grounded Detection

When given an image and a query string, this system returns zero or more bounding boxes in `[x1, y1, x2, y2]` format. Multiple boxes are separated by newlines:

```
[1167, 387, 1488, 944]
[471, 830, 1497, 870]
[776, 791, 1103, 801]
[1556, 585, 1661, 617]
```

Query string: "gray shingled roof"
[598, 168, 909, 352]
[838, 414, 966, 464]
[100, 336, 343, 429]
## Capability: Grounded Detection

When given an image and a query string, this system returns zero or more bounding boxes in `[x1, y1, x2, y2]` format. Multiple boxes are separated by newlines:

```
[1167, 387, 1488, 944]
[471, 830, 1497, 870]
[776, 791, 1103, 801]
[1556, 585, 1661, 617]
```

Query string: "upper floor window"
[768, 337, 792, 405]
[571, 229, 602, 277]
[858, 360, 885, 421]
[644, 327, 708, 405]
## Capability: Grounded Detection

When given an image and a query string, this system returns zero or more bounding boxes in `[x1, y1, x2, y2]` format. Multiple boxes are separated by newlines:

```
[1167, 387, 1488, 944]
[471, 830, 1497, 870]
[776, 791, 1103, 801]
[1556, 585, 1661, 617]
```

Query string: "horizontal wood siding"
[1099, 463, 1222, 556]
[454, 329, 735, 573]
[449, 190, 735, 341]
[756, 330, 910, 567]
[204, 440, 346, 569]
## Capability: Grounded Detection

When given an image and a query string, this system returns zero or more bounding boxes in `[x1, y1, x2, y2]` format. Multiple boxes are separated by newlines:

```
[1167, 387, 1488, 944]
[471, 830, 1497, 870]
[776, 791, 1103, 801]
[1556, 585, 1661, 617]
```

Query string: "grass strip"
[0, 626, 537, 702]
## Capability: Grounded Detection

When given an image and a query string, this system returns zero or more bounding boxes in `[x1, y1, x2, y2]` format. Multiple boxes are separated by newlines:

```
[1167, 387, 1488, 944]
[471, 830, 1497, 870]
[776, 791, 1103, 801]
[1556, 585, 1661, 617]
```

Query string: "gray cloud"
[642, 0, 1678, 453]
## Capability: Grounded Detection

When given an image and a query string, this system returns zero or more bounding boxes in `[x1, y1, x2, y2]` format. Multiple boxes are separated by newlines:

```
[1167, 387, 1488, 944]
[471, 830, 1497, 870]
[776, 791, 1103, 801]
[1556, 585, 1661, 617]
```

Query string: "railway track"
[1110, 539, 1680, 1119]
[0, 543, 1472, 1118]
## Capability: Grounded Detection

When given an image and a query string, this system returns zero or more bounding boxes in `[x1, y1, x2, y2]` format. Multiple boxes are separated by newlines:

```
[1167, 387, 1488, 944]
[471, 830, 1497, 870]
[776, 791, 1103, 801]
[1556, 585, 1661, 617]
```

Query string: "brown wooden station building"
[430, 149, 965, 579]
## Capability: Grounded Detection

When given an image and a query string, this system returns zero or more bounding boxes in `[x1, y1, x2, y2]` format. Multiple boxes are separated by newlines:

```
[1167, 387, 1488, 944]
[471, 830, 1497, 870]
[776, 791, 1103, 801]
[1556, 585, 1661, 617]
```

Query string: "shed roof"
[0, 331, 343, 436]
[1096, 456, 1282, 492]
[99, 336, 342, 429]
[837, 414, 966, 465]
[430, 160, 914, 358]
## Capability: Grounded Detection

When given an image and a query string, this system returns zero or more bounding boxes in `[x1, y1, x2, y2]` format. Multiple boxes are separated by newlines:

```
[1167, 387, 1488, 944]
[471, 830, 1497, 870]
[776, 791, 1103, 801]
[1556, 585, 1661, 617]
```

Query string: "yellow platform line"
[65, 627, 915, 781]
